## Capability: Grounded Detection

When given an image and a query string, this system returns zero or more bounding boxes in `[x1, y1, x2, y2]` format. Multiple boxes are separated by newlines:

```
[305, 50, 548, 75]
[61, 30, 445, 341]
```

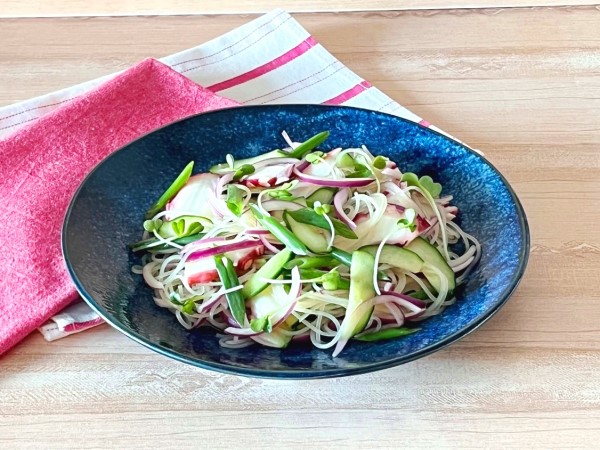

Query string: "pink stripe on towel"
[323, 80, 372, 105]
[207, 36, 318, 92]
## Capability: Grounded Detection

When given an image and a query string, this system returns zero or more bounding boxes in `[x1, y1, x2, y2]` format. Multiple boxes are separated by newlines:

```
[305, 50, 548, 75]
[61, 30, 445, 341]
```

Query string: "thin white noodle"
[372, 228, 398, 295]
[175, 310, 194, 329]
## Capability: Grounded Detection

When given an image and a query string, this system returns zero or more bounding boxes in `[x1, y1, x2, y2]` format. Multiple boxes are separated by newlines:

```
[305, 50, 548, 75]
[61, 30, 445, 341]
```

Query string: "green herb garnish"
[214, 255, 246, 327]
[397, 208, 417, 232]
[284, 256, 339, 270]
[355, 327, 420, 342]
[226, 184, 245, 216]
[347, 162, 372, 179]
[145, 161, 194, 219]
[306, 151, 325, 164]
[233, 164, 255, 181]
[286, 131, 330, 159]
[297, 269, 350, 290]
[373, 155, 388, 170]
[249, 205, 309, 256]
[143, 219, 163, 232]
[250, 316, 273, 333]
[182, 300, 197, 315]
[402, 172, 442, 198]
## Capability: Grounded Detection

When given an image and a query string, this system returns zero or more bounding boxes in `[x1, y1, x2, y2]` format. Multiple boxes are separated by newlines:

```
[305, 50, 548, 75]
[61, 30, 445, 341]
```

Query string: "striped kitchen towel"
[0, 9, 445, 344]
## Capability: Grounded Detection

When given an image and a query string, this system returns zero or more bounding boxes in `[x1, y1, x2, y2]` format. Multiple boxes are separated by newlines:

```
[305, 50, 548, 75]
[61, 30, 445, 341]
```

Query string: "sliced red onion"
[371, 304, 405, 327]
[379, 291, 427, 309]
[182, 236, 226, 253]
[220, 310, 239, 328]
[377, 292, 427, 317]
[259, 235, 280, 254]
[186, 239, 263, 262]
[294, 159, 310, 172]
[333, 188, 357, 230]
[377, 314, 399, 324]
[270, 300, 298, 329]
[243, 163, 295, 188]
[245, 229, 271, 235]
[252, 157, 300, 170]
[197, 294, 224, 313]
[292, 166, 374, 188]
[405, 310, 427, 321]
[385, 303, 405, 326]
[215, 172, 235, 195]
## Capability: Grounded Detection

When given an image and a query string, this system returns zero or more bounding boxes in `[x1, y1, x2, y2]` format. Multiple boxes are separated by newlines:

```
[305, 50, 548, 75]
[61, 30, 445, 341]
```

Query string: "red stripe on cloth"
[322, 80, 372, 105]
[63, 317, 105, 333]
[207, 36, 318, 92]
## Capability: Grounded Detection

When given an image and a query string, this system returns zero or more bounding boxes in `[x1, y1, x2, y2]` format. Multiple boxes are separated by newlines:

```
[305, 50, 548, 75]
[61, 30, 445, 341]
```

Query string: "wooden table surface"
[2, 5, 600, 449]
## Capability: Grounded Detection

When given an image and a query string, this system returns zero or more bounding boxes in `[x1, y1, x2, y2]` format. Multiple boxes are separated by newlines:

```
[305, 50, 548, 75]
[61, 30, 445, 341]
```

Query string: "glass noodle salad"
[131, 131, 481, 356]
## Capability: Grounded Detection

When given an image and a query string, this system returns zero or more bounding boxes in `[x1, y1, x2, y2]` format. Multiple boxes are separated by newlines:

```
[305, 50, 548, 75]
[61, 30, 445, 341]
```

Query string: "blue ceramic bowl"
[63, 105, 529, 379]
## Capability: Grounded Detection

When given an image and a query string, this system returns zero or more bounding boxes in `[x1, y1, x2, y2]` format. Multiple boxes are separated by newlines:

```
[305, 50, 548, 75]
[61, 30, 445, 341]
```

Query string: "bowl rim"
[62, 103, 530, 379]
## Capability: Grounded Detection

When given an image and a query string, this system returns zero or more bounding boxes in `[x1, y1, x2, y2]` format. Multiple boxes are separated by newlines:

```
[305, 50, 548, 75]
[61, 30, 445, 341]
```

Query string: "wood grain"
[0, 1, 598, 18]
[1, 7, 600, 449]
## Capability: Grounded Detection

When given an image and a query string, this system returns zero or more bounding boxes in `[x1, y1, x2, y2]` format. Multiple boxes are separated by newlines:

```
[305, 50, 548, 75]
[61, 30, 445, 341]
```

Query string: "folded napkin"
[0, 9, 450, 352]
[0, 58, 238, 355]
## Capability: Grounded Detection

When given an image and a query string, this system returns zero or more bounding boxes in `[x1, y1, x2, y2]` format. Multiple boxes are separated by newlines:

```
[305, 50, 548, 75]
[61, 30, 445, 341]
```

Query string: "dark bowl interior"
[63, 104, 529, 379]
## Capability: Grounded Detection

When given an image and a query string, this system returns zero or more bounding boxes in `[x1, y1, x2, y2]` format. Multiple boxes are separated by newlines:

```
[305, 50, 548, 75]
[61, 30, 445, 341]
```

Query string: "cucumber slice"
[346, 251, 376, 334]
[254, 327, 292, 348]
[360, 245, 424, 274]
[209, 150, 286, 175]
[242, 248, 293, 298]
[306, 187, 337, 208]
[405, 237, 455, 293]
[333, 250, 376, 356]
[355, 327, 419, 342]
[283, 211, 329, 253]
[247, 285, 279, 317]
[283, 315, 299, 329]
[336, 153, 355, 169]
[299, 269, 351, 290]
[247, 285, 294, 348]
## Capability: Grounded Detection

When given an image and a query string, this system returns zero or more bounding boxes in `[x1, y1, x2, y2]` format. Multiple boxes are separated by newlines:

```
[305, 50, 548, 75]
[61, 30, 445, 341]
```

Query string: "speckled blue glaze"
[63, 105, 529, 379]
